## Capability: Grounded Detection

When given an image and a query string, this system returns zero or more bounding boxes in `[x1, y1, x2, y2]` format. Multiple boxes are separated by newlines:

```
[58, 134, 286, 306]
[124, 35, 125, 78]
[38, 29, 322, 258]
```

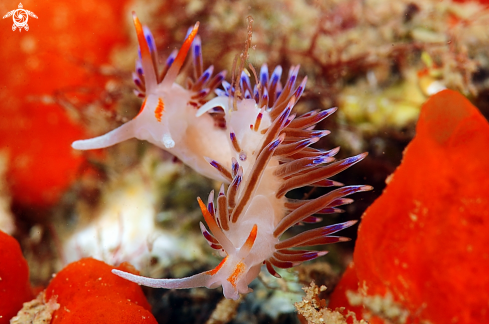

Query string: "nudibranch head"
[72, 13, 226, 151]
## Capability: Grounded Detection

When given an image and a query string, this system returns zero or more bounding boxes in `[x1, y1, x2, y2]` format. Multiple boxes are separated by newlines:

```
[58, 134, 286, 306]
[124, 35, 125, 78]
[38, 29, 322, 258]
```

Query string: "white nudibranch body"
[72, 13, 372, 299]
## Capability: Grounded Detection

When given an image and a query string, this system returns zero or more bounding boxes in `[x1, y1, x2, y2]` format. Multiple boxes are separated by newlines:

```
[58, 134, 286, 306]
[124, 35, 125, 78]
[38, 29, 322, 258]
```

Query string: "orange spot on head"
[154, 97, 164, 122]
[136, 97, 147, 117]
[206, 256, 228, 276]
[227, 262, 245, 288]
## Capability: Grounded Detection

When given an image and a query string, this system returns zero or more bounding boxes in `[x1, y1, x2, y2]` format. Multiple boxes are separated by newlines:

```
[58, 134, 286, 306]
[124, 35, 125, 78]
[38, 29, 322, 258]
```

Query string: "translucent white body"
[73, 85, 232, 181]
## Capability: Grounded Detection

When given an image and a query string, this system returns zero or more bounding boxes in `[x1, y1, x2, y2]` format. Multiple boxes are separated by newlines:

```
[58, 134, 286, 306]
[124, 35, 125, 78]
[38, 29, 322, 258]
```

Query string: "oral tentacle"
[71, 119, 136, 150]
[112, 269, 211, 289]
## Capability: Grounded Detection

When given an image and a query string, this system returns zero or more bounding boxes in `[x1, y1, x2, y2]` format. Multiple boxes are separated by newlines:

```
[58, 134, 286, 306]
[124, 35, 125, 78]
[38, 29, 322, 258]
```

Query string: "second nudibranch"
[72, 13, 232, 181]
[112, 27, 371, 298]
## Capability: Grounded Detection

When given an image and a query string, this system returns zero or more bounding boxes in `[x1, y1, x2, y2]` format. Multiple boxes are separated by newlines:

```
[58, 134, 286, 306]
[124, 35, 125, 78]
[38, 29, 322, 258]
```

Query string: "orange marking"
[154, 97, 164, 122]
[242, 224, 258, 251]
[227, 262, 245, 288]
[137, 97, 147, 117]
[206, 256, 228, 276]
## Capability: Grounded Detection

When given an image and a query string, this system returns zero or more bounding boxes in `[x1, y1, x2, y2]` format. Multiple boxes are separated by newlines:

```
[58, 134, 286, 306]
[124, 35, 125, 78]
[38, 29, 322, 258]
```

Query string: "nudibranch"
[72, 13, 232, 181]
[73, 14, 371, 299]
[111, 21, 372, 298]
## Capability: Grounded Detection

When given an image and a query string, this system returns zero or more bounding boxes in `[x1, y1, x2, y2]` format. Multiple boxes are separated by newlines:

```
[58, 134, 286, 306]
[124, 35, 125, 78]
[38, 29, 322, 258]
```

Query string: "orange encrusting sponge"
[45, 258, 157, 324]
[0, 231, 34, 324]
[333, 89, 489, 323]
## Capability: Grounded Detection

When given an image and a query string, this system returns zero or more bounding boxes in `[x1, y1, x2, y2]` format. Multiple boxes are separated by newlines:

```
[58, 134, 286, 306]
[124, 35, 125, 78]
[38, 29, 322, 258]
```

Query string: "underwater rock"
[10, 291, 60, 324]
[296, 281, 367, 324]
[333, 89, 489, 323]
[0, 231, 33, 324]
[45, 258, 156, 324]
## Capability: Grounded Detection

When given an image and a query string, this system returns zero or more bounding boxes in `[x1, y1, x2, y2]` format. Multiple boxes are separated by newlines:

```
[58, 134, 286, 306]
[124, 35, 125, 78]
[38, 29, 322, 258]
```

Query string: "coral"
[205, 296, 242, 324]
[45, 258, 157, 324]
[295, 282, 367, 324]
[115, 0, 489, 168]
[10, 292, 59, 324]
[140, 0, 489, 97]
[0, 231, 33, 324]
[337, 89, 489, 323]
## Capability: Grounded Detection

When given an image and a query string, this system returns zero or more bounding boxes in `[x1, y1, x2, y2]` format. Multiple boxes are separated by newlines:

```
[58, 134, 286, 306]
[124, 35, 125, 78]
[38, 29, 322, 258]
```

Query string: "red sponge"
[45, 258, 157, 324]
[350, 89, 489, 323]
[0, 231, 34, 324]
